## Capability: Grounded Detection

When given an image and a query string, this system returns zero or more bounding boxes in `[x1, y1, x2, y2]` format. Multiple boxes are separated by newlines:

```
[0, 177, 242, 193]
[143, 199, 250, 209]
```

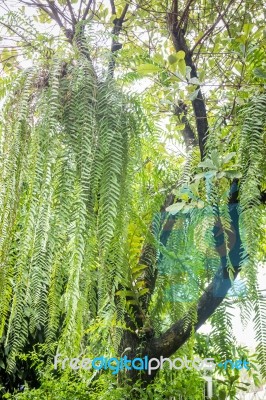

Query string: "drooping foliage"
[0, 48, 147, 371]
[0, 1, 266, 397]
[1, 57, 266, 378]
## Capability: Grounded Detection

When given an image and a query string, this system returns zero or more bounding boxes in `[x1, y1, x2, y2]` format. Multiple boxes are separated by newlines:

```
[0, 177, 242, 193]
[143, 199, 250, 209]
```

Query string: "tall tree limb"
[66, 0, 77, 25]
[82, 0, 94, 20]
[108, 2, 130, 77]
[167, 2, 208, 160]
[109, 0, 116, 15]
[46, 0, 68, 28]
[174, 101, 197, 150]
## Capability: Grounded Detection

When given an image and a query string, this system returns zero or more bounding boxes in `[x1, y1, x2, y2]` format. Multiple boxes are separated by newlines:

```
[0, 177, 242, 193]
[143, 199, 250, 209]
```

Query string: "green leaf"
[127, 299, 139, 306]
[178, 59, 186, 77]
[225, 170, 242, 179]
[38, 9, 51, 23]
[190, 182, 199, 196]
[204, 170, 217, 179]
[132, 264, 147, 275]
[254, 68, 266, 79]
[198, 159, 216, 169]
[194, 172, 205, 180]
[198, 70, 205, 82]
[134, 280, 145, 289]
[186, 66, 192, 80]
[24, 307, 31, 317]
[168, 54, 178, 65]
[222, 152, 236, 164]
[197, 200, 205, 209]
[188, 88, 199, 100]
[229, 268, 234, 281]
[190, 77, 200, 85]
[166, 202, 185, 215]
[243, 23, 253, 36]
[210, 150, 220, 167]
[138, 288, 149, 296]
[218, 389, 227, 400]
[217, 171, 226, 179]
[116, 290, 135, 298]
[153, 53, 164, 64]
[136, 64, 161, 75]
[176, 50, 186, 60]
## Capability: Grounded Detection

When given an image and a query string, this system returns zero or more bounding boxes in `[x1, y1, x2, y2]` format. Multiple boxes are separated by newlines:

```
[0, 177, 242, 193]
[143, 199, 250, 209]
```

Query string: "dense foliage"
[0, 0, 266, 398]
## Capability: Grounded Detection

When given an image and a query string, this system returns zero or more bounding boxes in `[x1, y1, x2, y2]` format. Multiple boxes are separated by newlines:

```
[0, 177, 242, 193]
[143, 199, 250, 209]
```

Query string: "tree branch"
[110, 0, 116, 15]
[77, 0, 84, 20]
[18, 0, 72, 27]
[51, 1, 73, 24]
[120, 3, 129, 21]
[28, 0, 73, 41]
[168, 10, 208, 160]
[174, 101, 197, 150]
[190, 0, 236, 54]
[0, 21, 39, 51]
[66, 0, 77, 25]
[46, 0, 65, 29]
[214, 2, 232, 38]
[24, 0, 56, 21]
[82, 0, 94, 20]
[178, 0, 195, 31]
[108, 2, 130, 77]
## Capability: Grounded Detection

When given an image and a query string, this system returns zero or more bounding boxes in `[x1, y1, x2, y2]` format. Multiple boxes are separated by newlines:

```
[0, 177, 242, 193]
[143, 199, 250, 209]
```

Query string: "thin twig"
[27, 0, 55, 20]
[214, 2, 232, 37]
[0, 20, 38, 50]
[66, 0, 77, 25]
[77, 0, 84, 20]
[108, 2, 130, 77]
[82, 0, 94, 20]
[178, 0, 195, 29]
[172, 0, 177, 17]
[120, 2, 129, 21]
[191, 0, 236, 54]
[46, 0, 71, 26]
[0, 0, 11, 12]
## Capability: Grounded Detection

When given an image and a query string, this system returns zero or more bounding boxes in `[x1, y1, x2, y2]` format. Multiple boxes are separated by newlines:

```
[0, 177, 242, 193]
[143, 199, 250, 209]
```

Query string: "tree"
[0, 0, 266, 395]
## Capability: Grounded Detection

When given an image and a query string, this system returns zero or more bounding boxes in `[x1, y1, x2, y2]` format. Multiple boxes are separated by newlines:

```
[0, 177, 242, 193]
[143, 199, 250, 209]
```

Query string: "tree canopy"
[0, 0, 266, 398]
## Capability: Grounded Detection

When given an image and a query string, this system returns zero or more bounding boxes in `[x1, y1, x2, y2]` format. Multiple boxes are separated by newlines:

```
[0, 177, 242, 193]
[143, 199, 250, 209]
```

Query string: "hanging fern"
[237, 92, 266, 379]
[0, 46, 146, 370]
[239, 94, 266, 294]
[254, 291, 266, 379]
